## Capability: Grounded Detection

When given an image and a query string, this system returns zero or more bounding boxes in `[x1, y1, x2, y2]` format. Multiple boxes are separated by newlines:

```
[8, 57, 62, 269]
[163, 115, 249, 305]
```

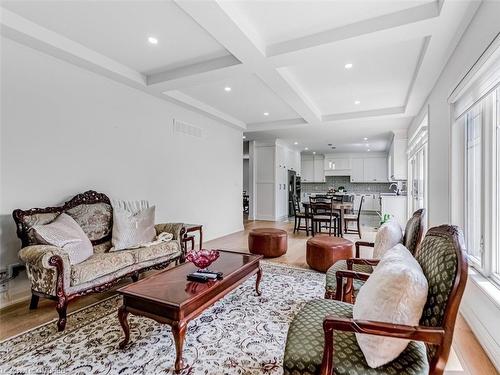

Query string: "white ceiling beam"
[147, 54, 249, 91]
[322, 106, 405, 122]
[0, 8, 146, 87]
[163, 90, 246, 130]
[174, 0, 321, 126]
[266, 1, 441, 58]
[245, 118, 308, 132]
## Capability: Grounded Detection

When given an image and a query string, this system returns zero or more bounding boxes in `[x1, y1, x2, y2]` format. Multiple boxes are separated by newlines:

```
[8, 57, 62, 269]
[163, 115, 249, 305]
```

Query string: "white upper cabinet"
[350, 158, 364, 182]
[301, 154, 325, 182]
[363, 157, 388, 182]
[388, 137, 408, 180]
[324, 157, 351, 171]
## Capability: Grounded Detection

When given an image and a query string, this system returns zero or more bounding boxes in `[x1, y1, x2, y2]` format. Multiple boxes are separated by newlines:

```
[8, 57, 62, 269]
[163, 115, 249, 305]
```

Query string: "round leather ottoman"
[248, 228, 288, 258]
[306, 236, 353, 273]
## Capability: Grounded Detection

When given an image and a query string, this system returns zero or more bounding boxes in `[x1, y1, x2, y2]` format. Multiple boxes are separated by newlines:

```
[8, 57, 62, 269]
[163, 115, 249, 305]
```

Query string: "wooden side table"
[183, 224, 203, 250]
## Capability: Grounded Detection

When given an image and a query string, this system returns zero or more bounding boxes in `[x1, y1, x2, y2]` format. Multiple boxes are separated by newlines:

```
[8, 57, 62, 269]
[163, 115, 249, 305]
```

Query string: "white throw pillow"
[353, 244, 428, 368]
[372, 219, 403, 259]
[33, 213, 93, 265]
[111, 205, 156, 251]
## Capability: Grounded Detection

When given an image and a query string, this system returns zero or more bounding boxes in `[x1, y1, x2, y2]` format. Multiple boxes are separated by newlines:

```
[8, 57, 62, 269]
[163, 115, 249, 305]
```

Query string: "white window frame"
[449, 34, 500, 284]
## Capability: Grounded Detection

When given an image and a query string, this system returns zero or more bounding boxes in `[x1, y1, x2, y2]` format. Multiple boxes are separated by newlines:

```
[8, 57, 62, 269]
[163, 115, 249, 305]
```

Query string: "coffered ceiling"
[0, 0, 482, 152]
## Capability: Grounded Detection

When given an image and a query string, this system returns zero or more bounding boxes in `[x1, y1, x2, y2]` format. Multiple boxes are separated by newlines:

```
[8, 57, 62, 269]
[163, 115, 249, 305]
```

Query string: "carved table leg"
[255, 266, 263, 296]
[118, 305, 130, 349]
[171, 320, 187, 373]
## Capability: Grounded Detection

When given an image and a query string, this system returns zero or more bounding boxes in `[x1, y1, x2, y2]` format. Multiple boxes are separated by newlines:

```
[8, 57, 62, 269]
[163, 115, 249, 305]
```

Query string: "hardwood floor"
[0, 218, 498, 375]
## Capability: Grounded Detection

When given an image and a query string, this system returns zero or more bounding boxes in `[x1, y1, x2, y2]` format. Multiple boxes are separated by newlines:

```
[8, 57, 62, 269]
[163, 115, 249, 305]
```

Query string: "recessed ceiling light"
[263, 112, 269, 116]
[242, 135, 246, 139]
[294, 141, 298, 145]
[344, 63, 353, 69]
[224, 87, 232, 92]
[367, 149, 371, 152]
[354, 100, 361, 105]
[363, 137, 368, 141]
[305, 147, 309, 150]
[148, 36, 158, 45]
[313, 151, 316, 155]
[365, 143, 369, 147]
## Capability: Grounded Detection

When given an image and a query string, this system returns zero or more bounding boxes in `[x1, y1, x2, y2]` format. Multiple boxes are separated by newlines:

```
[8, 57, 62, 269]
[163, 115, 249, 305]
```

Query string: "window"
[408, 115, 428, 222]
[449, 37, 499, 283]
[465, 103, 483, 265]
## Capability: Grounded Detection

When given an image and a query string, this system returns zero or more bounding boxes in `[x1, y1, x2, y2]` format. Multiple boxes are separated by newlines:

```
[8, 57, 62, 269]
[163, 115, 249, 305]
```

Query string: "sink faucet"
[389, 183, 400, 195]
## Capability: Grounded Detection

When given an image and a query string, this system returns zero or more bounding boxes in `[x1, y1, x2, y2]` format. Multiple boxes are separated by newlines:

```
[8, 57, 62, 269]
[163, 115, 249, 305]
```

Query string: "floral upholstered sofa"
[13, 190, 185, 331]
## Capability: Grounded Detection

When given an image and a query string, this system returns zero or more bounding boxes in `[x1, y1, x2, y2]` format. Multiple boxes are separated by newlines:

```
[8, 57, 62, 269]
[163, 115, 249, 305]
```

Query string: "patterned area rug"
[0, 263, 325, 374]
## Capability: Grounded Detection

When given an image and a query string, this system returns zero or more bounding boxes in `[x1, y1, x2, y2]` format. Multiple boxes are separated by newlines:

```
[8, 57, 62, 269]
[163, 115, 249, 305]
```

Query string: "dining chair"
[309, 196, 339, 236]
[344, 195, 364, 238]
[291, 195, 309, 235]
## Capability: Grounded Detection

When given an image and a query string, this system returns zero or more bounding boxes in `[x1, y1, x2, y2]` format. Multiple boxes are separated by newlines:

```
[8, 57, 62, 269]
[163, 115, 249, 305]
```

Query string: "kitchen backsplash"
[301, 176, 394, 194]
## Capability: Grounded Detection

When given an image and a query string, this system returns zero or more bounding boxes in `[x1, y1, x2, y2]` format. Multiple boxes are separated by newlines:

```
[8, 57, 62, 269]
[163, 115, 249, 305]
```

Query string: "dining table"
[302, 201, 353, 236]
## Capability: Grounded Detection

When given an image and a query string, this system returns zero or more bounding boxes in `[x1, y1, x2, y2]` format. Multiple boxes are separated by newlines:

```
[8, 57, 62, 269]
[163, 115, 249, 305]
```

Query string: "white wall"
[0, 38, 243, 304]
[408, 1, 499, 227]
[408, 1, 500, 371]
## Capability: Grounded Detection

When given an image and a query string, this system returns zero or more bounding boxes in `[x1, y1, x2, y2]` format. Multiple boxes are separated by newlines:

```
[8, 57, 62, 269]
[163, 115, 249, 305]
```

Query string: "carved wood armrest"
[320, 317, 445, 375]
[335, 270, 371, 301]
[346, 258, 380, 269]
[354, 241, 375, 257]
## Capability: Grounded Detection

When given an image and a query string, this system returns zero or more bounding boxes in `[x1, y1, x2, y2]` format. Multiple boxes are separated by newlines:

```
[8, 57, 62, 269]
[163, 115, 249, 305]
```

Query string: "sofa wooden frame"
[13, 190, 186, 331]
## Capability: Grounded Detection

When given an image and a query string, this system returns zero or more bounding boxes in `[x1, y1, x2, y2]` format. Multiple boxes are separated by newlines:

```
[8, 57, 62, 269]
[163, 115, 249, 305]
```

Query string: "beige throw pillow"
[372, 219, 403, 259]
[111, 205, 156, 251]
[353, 244, 428, 368]
[33, 213, 93, 265]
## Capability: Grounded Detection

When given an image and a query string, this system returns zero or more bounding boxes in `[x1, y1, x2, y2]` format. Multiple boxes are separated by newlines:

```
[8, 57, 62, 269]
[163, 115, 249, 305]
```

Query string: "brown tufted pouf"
[306, 236, 353, 272]
[248, 228, 288, 258]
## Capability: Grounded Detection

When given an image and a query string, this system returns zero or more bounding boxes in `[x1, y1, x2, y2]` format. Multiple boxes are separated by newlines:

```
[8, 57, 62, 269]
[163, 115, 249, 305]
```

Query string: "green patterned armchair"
[325, 209, 426, 301]
[284, 225, 468, 375]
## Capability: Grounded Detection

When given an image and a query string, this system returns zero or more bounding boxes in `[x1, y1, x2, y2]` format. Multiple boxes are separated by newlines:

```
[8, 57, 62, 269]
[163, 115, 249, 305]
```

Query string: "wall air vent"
[173, 119, 204, 138]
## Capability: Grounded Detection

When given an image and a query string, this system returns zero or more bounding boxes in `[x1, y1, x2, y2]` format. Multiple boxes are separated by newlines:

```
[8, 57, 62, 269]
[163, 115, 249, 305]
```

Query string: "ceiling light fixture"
[344, 63, 353, 69]
[224, 86, 232, 92]
[367, 149, 371, 152]
[354, 100, 361, 105]
[363, 137, 368, 141]
[313, 151, 316, 155]
[242, 135, 246, 139]
[148, 36, 158, 45]
[305, 147, 309, 150]
[294, 141, 298, 145]
[263, 112, 269, 116]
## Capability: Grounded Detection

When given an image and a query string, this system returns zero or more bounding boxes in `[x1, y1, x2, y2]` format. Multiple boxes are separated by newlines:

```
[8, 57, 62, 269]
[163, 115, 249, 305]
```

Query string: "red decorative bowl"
[186, 249, 220, 270]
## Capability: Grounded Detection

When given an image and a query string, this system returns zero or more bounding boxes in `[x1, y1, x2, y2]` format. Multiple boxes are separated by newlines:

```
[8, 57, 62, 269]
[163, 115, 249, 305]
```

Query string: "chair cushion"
[353, 244, 428, 368]
[129, 240, 180, 263]
[325, 260, 372, 297]
[70, 252, 135, 286]
[283, 299, 429, 375]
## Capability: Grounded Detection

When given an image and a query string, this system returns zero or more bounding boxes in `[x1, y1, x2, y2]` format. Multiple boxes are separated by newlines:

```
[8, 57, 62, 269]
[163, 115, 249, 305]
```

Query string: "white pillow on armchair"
[372, 219, 403, 259]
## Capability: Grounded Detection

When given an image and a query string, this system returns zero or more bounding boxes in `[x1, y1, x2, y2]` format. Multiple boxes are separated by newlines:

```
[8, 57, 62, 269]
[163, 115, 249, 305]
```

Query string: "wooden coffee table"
[117, 250, 263, 373]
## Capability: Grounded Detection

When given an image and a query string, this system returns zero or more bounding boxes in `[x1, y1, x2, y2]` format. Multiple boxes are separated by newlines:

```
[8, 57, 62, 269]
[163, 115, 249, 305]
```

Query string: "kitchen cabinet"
[275, 145, 289, 219]
[354, 194, 381, 212]
[301, 154, 325, 182]
[350, 157, 387, 183]
[324, 157, 351, 176]
[350, 159, 364, 182]
[363, 157, 388, 182]
[388, 137, 408, 181]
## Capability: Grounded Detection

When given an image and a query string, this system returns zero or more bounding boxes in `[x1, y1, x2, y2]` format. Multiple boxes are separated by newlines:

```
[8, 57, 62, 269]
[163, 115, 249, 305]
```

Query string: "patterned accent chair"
[283, 225, 468, 375]
[325, 209, 425, 301]
[13, 191, 185, 331]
